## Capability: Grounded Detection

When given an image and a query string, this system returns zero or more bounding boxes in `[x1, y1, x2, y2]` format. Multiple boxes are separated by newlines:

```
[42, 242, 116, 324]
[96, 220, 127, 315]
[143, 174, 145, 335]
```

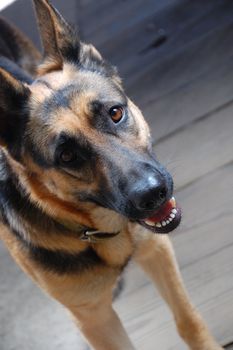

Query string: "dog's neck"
[54, 216, 121, 243]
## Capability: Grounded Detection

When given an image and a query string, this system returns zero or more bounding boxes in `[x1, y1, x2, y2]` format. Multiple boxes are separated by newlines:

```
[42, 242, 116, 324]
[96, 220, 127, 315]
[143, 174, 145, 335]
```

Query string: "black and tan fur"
[0, 1, 222, 349]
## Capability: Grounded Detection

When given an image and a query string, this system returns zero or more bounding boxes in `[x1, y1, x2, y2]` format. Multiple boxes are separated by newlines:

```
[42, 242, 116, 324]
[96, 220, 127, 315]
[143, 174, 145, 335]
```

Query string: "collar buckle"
[80, 229, 120, 243]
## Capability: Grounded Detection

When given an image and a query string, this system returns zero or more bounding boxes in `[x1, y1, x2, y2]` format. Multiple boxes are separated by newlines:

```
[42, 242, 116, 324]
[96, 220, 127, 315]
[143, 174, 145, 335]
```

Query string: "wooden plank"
[154, 102, 233, 188]
[129, 19, 233, 106]
[78, 0, 176, 44]
[176, 162, 233, 232]
[101, 0, 229, 74]
[146, 53, 233, 142]
[122, 2, 233, 84]
[129, 21, 233, 140]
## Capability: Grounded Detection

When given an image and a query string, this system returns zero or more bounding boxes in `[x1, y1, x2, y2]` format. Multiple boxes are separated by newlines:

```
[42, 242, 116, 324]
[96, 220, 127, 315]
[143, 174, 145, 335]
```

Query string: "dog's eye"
[60, 149, 76, 163]
[109, 106, 124, 123]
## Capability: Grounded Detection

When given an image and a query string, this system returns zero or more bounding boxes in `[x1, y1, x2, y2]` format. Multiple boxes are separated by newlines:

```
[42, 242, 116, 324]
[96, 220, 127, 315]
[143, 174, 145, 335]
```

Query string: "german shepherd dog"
[0, 1, 223, 349]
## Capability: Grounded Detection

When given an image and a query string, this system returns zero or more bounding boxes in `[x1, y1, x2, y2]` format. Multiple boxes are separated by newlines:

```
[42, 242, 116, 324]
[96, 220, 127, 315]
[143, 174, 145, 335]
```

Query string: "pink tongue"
[147, 199, 174, 223]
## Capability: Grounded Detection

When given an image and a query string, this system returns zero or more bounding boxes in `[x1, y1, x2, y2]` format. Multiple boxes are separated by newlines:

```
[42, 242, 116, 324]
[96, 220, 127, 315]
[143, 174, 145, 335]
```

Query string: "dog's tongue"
[140, 197, 182, 234]
[147, 198, 174, 223]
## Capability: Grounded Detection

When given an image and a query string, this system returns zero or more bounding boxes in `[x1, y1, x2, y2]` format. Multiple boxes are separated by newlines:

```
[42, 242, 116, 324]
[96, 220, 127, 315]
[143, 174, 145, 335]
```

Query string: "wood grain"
[155, 102, 233, 189]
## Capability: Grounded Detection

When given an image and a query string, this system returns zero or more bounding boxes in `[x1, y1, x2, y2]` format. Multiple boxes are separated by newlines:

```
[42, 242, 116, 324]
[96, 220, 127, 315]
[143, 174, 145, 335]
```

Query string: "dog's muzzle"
[138, 196, 182, 234]
[122, 161, 182, 234]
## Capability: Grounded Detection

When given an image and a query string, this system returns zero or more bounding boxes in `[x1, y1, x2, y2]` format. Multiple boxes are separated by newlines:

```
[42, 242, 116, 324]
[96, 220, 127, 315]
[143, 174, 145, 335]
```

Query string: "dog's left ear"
[33, 0, 80, 73]
[33, 0, 117, 78]
[0, 68, 30, 154]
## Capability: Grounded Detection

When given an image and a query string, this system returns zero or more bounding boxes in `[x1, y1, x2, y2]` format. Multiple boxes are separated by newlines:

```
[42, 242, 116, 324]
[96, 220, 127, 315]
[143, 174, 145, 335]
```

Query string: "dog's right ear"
[33, 0, 80, 74]
[0, 68, 30, 154]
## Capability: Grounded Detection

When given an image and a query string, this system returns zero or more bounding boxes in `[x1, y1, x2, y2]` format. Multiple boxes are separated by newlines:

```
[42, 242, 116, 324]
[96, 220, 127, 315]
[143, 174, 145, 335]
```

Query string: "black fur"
[29, 245, 104, 274]
[0, 83, 30, 159]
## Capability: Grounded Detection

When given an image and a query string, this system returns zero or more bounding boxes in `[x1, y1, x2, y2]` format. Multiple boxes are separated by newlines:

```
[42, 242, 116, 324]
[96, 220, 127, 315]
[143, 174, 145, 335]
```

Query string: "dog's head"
[0, 0, 181, 234]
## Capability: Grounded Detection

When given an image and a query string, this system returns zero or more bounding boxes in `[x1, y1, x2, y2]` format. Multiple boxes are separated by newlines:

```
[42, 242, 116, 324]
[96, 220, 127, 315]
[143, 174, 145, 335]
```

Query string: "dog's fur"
[0, 1, 223, 349]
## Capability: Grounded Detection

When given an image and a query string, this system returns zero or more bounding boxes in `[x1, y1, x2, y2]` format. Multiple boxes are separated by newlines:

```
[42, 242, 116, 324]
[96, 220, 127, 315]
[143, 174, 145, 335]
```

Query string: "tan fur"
[37, 57, 62, 76]
[0, 67, 27, 93]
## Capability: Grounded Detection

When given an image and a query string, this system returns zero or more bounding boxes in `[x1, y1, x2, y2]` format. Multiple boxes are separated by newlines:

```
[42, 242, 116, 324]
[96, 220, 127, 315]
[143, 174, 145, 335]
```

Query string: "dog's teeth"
[171, 197, 176, 206]
[170, 213, 176, 219]
[144, 219, 155, 227]
[172, 208, 177, 214]
[156, 222, 162, 228]
[162, 221, 167, 227]
[166, 220, 170, 225]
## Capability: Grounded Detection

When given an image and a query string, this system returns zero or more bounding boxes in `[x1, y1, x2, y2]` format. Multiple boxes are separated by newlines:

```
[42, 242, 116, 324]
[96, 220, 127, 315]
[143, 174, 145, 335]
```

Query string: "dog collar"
[55, 218, 120, 243]
[80, 228, 120, 243]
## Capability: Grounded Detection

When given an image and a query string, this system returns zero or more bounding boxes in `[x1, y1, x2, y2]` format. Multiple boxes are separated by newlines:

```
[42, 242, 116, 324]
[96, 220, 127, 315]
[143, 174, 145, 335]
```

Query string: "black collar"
[55, 218, 120, 243]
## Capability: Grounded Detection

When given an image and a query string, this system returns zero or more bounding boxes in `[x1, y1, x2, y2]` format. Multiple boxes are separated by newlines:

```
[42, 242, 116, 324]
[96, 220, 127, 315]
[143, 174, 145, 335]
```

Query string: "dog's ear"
[33, 0, 118, 79]
[33, 0, 80, 73]
[0, 68, 30, 154]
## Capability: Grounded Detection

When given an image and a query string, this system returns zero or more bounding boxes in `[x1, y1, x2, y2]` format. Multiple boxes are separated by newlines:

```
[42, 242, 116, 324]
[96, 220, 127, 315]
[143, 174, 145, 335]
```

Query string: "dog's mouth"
[138, 197, 181, 234]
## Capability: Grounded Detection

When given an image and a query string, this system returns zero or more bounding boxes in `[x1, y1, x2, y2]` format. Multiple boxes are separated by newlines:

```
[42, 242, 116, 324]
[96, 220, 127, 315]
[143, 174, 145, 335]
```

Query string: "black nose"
[130, 175, 168, 212]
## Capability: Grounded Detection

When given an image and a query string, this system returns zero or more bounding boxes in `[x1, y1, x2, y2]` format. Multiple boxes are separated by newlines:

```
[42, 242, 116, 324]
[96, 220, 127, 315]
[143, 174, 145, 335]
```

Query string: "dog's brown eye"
[109, 106, 124, 123]
[60, 150, 76, 163]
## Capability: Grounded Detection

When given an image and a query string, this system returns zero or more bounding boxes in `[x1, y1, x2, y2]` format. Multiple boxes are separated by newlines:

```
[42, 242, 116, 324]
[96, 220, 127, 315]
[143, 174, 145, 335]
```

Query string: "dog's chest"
[93, 230, 134, 268]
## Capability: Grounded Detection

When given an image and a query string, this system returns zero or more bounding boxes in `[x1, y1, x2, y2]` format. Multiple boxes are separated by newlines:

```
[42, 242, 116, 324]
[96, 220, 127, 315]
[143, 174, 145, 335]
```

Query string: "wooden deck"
[0, 0, 233, 349]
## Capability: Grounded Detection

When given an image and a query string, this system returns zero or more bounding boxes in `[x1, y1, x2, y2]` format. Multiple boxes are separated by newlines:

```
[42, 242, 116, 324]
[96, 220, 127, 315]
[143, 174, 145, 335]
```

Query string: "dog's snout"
[129, 174, 169, 213]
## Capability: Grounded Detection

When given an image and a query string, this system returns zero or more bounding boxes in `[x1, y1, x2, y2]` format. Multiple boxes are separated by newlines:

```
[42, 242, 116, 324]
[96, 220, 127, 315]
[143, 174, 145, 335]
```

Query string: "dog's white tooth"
[170, 213, 175, 219]
[156, 222, 162, 228]
[166, 220, 170, 224]
[170, 197, 176, 206]
[144, 219, 155, 227]
[172, 208, 177, 214]
[162, 221, 167, 226]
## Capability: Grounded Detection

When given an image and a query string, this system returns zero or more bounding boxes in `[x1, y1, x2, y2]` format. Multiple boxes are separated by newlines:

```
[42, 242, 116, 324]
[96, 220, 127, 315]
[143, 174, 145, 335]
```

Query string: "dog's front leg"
[68, 292, 135, 350]
[132, 228, 223, 350]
